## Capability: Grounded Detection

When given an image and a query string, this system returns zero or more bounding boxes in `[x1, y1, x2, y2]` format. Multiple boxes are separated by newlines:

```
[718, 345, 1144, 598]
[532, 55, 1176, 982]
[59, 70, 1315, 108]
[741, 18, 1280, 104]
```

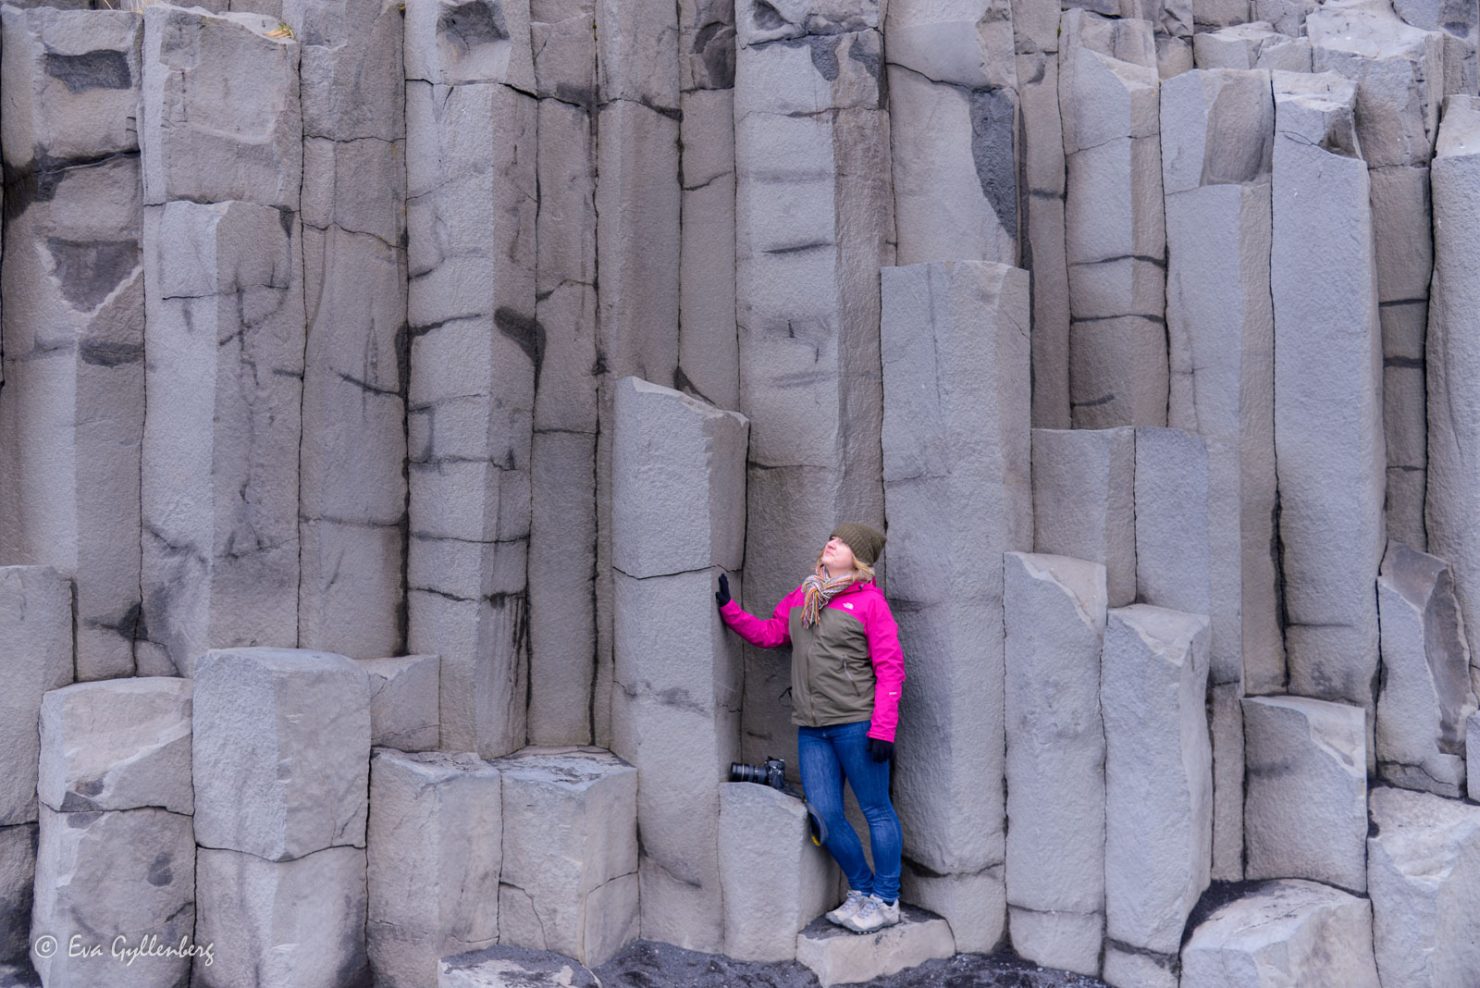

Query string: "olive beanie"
[830, 522, 886, 567]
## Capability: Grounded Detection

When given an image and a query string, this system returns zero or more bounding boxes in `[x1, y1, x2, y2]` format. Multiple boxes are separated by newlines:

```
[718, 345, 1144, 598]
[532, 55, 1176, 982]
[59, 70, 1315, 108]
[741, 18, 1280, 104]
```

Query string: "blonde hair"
[812, 546, 875, 584]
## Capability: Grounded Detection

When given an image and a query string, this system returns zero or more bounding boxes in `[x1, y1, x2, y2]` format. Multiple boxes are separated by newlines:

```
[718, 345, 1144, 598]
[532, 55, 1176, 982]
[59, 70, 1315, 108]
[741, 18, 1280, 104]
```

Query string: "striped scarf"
[800, 572, 855, 627]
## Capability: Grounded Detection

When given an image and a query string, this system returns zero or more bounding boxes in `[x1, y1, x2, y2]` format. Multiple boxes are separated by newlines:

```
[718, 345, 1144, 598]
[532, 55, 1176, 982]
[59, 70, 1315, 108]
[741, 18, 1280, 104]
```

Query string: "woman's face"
[821, 536, 856, 574]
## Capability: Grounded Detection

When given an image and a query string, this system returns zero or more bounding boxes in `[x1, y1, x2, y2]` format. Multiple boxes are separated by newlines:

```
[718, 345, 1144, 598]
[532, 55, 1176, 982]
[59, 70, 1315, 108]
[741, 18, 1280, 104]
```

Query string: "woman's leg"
[798, 725, 874, 896]
[832, 721, 903, 903]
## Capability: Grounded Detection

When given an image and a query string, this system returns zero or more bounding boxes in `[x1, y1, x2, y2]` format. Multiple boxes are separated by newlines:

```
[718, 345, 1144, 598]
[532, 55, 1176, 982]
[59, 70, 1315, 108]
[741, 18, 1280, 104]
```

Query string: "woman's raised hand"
[715, 572, 731, 609]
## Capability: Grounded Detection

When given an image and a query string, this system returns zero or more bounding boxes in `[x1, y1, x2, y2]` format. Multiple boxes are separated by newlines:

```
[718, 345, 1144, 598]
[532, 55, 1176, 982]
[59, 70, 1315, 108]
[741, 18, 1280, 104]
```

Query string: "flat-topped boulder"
[439, 944, 599, 988]
[794, 905, 955, 988]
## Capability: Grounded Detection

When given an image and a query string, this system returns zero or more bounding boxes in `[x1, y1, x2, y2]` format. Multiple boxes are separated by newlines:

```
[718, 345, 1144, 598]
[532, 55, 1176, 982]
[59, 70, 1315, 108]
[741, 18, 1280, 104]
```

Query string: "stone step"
[438, 945, 599, 988]
[794, 905, 955, 987]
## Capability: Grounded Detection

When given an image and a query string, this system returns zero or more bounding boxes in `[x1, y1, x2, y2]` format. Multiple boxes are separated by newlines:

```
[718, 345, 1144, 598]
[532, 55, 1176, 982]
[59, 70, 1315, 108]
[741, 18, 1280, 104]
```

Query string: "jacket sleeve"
[719, 587, 798, 649]
[865, 596, 906, 742]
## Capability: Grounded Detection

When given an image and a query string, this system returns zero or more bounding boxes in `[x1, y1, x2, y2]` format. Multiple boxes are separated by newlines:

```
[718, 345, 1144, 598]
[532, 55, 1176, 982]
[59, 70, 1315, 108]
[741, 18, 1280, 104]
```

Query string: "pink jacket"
[720, 579, 906, 742]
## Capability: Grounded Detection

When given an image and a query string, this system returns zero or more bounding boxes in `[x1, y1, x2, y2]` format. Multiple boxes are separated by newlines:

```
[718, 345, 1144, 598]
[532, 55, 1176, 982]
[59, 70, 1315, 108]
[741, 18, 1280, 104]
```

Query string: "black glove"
[715, 572, 731, 609]
[868, 738, 894, 763]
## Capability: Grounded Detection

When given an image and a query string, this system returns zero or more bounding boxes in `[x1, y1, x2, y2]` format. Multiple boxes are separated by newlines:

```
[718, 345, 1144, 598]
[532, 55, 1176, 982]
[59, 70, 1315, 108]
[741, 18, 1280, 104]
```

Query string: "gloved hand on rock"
[715, 572, 731, 609]
[868, 738, 894, 763]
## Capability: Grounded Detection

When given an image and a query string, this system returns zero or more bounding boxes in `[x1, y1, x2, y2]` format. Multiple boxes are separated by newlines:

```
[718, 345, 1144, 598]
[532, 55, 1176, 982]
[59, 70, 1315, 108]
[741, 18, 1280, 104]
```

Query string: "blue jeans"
[798, 720, 903, 902]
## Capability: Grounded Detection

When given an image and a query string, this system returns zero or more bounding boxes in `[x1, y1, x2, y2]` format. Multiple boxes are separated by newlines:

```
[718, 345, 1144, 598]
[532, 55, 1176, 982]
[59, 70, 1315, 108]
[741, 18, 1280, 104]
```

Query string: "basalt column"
[137, 4, 305, 677]
[880, 261, 1032, 952]
[403, 0, 537, 757]
[289, 0, 409, 658]
[0, 8, 144, 682]
[734, 0, 894, 774]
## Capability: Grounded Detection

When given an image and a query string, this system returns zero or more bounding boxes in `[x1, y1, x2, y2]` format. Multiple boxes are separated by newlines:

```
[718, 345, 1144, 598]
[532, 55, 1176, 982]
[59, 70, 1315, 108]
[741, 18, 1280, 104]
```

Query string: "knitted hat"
[830, 523, 886, 567]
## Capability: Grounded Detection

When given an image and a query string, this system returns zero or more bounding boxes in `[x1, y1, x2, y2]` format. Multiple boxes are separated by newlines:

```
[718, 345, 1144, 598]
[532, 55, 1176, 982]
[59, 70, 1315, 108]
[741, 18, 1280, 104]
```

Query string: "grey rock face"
[1004, 553, 1107, 977]
[1427, 95, 1480, 675]
[1181, 879, 1380, 988]
[31, 806, 195, 988]
[1243, 695, 1368, 891]
[794, 906, 955, 988]
[1031, 427, 1137, 606]
[192, 648, 370, 862]
[292, 0, 408, 660]
[439, 945, 600, 988]
[718, 782, 833, 962]
[492, 747, 638, 967]
[0, 826, 35, 966]
[38, 677, 192, 815]
[1376, 544, 1476, 796]
[368, 749, 501, 988]
[404, 14, 537, 755]
[880, 260, 1031, 953]
[679, 87, 739, 412]
[1059, 10, 1168, 428]
[0, 567, 73, 827]
[1271, 70, 1385, 714]
[1193, 21, 1312, 69]
[1368, 786, 1480, 986]
[0, 8, 144, 682]
[359, 655, 440, 752]
[1102, 605, 1212, 960]
[194, 845, 368, 988]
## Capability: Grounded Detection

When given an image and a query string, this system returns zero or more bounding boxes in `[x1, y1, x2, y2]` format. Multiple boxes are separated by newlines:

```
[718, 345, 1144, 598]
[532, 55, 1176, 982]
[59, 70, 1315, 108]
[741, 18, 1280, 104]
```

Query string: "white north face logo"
[843, 602, 854, 610]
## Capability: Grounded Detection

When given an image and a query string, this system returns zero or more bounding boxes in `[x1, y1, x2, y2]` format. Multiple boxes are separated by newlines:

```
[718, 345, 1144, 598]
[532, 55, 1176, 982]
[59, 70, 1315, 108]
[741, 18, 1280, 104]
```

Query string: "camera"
[729, 756, 786, 790]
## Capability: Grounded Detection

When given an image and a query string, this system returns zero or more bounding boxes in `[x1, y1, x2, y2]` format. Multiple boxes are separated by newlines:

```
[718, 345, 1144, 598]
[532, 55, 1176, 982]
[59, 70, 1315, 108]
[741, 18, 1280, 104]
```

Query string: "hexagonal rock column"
[527, 0, 600, 749]
[1243, 695, 1367, 891]
[879, 260, 1031, 952]
[1031, 427, 1136, 607]
[438, 945, 600, 988]
[1376, 544, 1476, 797]
[1428, 95, 1480, 673]
[1058, 10, 1167, 429]
[191, 648, 371, 987]
[1271, 70, 1385, 716]
[1004, 553, 1108, 977]
[0, 827, 33, 968]
[0, 7, 144, 682]
[288, 0, 408, 659]
[403, 0, 537, 758]
[610, 377, 746, 952]
[733, 0, 892, 772]
[137, 5, 304, 677]
[1180, 879, 1380, 988]
[1101, 605, 1212, 987]
[0, 567, 73, 827]
[1193, 23, 1313, 71]
[795, 907, 955, 988]
[31, 677, 195, 988]
[367, 749, 502, 988]
[491, 747, 638, 967]
[1308, 1, 1445, 549]
[1368, 786, 1480, 986]
[885, 0, 1020, 267]
[718, 782, 834, 962]
[1393, 0, 1479, 97]
[1160, 67, 1283, 700]
[359, 655, 440, 752]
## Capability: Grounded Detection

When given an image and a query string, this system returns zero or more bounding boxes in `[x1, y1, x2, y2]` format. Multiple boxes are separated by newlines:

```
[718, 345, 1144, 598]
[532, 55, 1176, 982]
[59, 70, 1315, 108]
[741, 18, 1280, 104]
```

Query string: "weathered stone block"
[1004, 553, 1107, 977]
[438, 945, 600, 988]
[1181, 879, 1380, 988]
[492, 747, 638, 967]
[0, 825, 34, 966]
[38, 678, 192, 815]
[141, 5, 301, 208]
[1376, 544, 1475, 796]
[194, 845, 368, 988]
[678, 88, 739, 412]
[1031, 427, 1136, 606]
[1243, 695, 1367, 891]
[358, 655, 439, 752]
[368, 749, 501, 988]
[1193, 21, 1312, 70]
[403, 0, 534, 89]
[0, 567, 73, 827]
[1271, 71, 1385, 711]
[718, 782, 832, 962]
[1102, 605, 1212, 959]
[1368, 786, 1480, 986]
[1134, 428, 1212, 639]
[193, 648, 370, 861]
[1102, 946, 1178, 988]
[794, 907, 955, 988]
[610, 378, 747, 579]
[32, 806, 194, 988]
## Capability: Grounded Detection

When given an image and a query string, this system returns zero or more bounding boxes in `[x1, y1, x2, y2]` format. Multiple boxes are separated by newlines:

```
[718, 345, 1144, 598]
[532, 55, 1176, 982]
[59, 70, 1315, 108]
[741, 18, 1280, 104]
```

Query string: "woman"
[714, 522, 906, 934]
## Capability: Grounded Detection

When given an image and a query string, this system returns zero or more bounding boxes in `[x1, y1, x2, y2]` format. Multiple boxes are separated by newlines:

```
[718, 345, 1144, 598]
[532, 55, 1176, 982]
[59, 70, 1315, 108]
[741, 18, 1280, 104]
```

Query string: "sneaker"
[842, 894, 901, 934]
[825, 889, 869, 927]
